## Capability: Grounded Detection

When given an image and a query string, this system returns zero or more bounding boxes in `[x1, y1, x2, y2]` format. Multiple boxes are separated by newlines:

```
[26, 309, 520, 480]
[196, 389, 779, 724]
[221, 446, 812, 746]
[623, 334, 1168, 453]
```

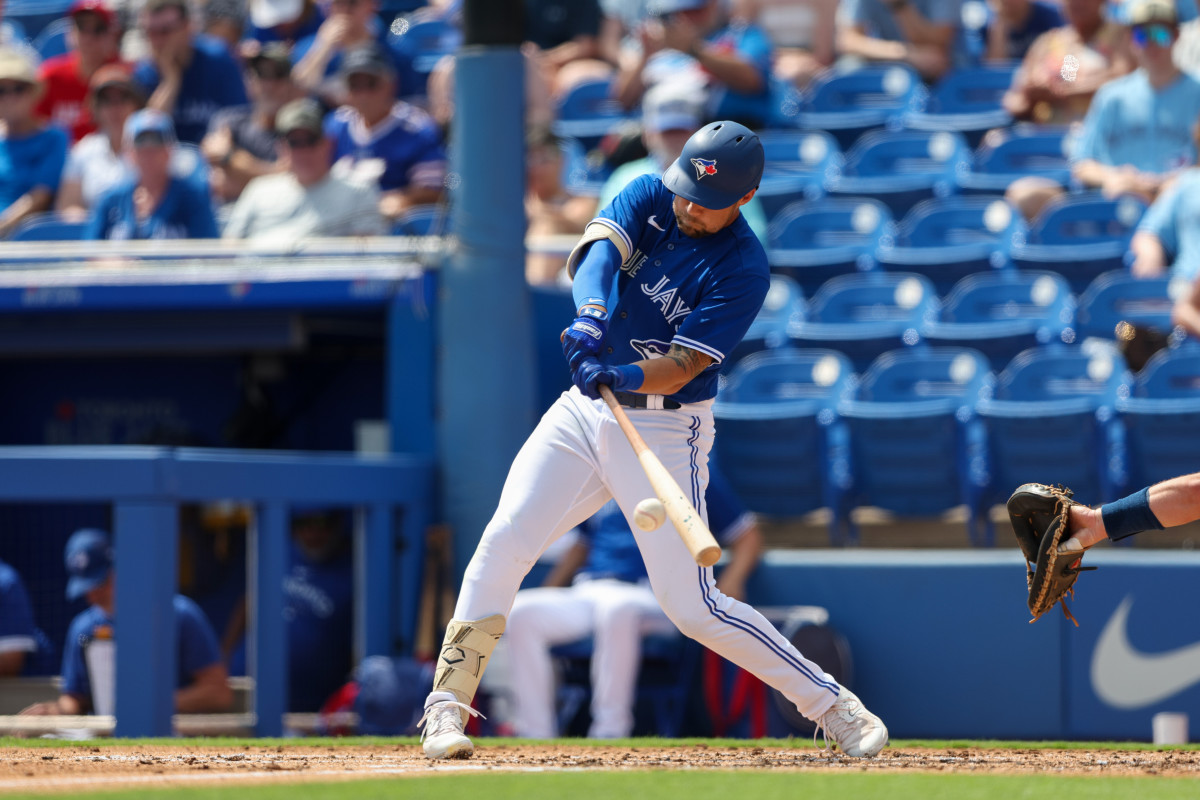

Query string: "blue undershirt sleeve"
[571, 239, 621, 311]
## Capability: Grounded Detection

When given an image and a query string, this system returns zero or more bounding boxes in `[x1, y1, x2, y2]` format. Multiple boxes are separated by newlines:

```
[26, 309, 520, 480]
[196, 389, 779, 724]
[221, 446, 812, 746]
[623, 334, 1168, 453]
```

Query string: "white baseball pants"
[453, 386, 841, 722]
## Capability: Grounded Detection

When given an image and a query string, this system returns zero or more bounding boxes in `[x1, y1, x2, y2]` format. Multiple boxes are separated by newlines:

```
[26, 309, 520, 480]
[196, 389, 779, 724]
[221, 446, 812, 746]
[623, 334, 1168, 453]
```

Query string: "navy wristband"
[614, 364, 644, 391]
[1100, 486, 1164, 541]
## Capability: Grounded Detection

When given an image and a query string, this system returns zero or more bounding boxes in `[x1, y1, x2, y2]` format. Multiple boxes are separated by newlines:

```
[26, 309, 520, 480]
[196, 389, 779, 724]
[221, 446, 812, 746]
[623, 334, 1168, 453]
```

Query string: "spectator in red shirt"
[34, 0, 125, 144]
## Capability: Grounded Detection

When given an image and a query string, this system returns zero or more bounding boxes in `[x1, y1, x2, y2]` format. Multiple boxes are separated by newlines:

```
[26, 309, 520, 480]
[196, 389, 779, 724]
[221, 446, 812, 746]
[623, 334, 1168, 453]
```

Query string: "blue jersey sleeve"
[594, 173, 660, 262]
[182, 182, 220, 239]
[672, 240, 770, 365]
[0, 564, 37, 647]
[175, 596, 223, 679]
[1138, 179, 1183, 256]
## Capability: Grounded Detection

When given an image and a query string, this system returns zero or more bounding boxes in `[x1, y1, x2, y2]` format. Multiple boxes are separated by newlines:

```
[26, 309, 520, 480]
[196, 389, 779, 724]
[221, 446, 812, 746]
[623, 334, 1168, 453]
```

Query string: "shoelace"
[416, 699, 484, 742]
[812, 697, 860, 754]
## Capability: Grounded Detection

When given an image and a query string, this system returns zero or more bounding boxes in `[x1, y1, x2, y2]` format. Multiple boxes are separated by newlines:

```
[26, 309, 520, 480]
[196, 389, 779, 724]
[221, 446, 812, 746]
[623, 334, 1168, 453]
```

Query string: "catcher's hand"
[1007, 483, 1098, 626]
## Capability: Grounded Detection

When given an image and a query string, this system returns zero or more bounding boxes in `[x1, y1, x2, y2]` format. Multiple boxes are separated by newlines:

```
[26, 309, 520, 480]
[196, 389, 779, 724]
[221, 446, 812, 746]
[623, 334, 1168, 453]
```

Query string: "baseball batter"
[419, 121, 888, 759]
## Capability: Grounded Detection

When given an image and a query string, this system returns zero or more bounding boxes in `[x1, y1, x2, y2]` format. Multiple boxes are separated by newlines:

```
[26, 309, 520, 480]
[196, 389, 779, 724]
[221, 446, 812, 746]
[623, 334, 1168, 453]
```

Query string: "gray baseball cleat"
[418, 691, 483, 759]
[815, 686, 888, 757]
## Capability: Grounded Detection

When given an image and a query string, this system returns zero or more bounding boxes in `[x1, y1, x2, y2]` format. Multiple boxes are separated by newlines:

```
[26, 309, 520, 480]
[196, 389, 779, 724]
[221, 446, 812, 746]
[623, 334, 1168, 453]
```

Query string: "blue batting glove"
[573, 358, 644, 400]
[561, 307, 608, 371]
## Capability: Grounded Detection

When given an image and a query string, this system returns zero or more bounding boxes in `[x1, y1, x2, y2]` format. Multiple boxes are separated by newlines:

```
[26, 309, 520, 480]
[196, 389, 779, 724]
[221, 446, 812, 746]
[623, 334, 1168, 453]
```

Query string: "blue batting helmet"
[662, 120, 764, 210]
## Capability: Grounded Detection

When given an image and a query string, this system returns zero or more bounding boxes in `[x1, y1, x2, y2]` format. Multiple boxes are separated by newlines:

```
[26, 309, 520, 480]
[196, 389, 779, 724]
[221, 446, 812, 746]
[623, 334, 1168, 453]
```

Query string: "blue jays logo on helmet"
[690, 157, 718, 180]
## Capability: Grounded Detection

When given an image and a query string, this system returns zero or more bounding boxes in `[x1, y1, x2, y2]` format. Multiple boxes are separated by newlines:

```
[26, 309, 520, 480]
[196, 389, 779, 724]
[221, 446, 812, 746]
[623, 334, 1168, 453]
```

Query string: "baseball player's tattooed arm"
[634, 344, 713, 395]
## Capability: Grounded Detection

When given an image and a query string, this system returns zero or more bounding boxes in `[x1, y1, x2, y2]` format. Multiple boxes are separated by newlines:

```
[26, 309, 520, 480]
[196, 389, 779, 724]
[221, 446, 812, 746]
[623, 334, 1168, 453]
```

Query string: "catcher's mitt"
[1007, 483, 1098, 626]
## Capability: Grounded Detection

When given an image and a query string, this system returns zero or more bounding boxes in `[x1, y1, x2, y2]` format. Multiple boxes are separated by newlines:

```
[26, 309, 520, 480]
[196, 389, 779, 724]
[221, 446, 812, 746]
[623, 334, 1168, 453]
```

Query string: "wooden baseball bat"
[598, 384, 722, 567]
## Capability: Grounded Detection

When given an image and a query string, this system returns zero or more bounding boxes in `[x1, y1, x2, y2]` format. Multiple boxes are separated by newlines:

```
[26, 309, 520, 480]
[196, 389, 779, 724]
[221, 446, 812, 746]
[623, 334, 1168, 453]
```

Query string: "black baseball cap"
[339, 43, 396, 80]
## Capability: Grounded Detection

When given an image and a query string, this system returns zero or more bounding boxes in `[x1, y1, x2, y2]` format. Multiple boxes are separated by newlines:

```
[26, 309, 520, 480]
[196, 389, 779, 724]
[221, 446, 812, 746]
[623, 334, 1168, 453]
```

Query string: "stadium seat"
[1009, 192, 1146, 294]
[786, 271, 938, 371]
[823, 129, 971, 220]
[835, 346, 994, 544]
[873, 195, 1023, 294]
[712, 349, 856, 539]
[957, 125, 1073, 194]
[766, 197, 890, 295]
[754, 130, 841, 218]
[386, 13, 462, 96]
[1117, 342, 1200, 489]
[795, 63, 921, 151]
[7, 212, 85, 242]
[723, 274, 806, 373]
[552, 78, 634, 151]
[32, 16, 70, 61]
[976, 342, 1133, 506]
[922, 270, 1076, 371]
[6, 0, 67, 42]
[1075, 269, 1182, 340]
[901, 64, 1016, 148]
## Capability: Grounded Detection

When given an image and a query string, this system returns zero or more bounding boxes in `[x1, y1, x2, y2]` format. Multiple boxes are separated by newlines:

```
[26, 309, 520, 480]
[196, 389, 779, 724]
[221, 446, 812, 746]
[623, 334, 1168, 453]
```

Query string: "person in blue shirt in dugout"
[85, 110, 218, 241]
[0, 558, 53, 677]
[20, 529, 232, 716]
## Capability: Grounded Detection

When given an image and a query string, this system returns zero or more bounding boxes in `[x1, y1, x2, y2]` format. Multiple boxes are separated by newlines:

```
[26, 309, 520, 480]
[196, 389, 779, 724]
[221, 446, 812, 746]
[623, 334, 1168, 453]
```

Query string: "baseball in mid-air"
[634, 498, 667, 531]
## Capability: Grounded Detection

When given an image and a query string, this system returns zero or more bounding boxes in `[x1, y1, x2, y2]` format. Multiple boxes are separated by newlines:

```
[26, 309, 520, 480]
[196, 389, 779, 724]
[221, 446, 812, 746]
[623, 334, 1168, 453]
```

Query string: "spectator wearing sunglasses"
[0, 49, 69, 240]
[1070, 0, 1200, 203]
[35, 0, 126, 144]
[223, 98, 385, 244]
[133, 0, 249, 144]
[201, 44, 302, 205]
[56, 65, 144, 221]
[85, 109, 219, 240]
[324, 44, 446, 220]
[292, 0, 409, 106]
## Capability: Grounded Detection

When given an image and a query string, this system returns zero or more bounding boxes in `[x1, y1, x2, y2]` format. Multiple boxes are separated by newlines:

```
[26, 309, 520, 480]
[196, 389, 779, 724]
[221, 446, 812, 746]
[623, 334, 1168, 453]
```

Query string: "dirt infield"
[2, 743, 1200, 793]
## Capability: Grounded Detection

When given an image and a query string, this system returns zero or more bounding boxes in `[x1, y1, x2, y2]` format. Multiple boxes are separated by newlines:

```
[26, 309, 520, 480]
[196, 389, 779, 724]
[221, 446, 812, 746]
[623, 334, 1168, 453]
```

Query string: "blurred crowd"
[0, 0, 1196, 291]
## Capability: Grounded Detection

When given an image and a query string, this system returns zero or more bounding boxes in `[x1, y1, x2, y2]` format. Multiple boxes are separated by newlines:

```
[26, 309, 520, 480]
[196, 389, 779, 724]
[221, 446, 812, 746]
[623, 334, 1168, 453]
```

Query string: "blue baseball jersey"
[283, 541, 354, 712]
[0, 124, 67, 211]
[1137, 168, 1200, 281]
[1073, 70, 1200, 173]
[581, 467, 753, 584]
[324, 103, 447, 193]
[61, 595, 222, 706]
[133, 35, 248, 144]
[0, 559, 38, 660]
[86, 176, 219, 241]
[574, 173, 770, 404]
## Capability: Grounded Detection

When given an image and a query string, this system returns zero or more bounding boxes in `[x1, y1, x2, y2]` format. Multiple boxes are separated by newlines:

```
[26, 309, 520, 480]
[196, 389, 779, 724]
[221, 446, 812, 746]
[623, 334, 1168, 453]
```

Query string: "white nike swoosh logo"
[1091, 595, 1200, 709]
[648, 215, 665, 231]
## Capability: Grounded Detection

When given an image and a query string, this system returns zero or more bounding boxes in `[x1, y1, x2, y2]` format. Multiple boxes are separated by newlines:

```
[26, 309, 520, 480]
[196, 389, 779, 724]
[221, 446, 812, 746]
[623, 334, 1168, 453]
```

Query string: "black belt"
[614, 391, 681, 410]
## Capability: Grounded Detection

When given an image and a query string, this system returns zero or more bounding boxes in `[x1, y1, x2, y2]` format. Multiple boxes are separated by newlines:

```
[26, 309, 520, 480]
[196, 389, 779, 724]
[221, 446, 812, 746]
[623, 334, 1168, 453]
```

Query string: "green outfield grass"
[3, 770, 1200, 800]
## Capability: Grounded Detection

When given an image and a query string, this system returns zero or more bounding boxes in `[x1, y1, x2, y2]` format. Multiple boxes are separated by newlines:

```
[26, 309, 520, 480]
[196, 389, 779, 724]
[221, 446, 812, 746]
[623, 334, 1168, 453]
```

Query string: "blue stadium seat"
[977, 343, 1132, 505]
[754, 130, 841, 218]
[552, 78, 634, 151]
[874, 195, 1023, 294]
[957, 125, 1073, 194]
[786, 271, 938, 371]
[6, 0, 68, 41]
[835, 347, 994, 544]
[823, 129, 971, 220]
[386, 13, 462, 96]
[922, 270, 1076, 371]
[723, 274, 806, 373]
[766, 198, 890, 296]
[712, 349, 856, 539]
[32, 16, 71, 61]
[8, 212, 85, 242]
[1117, 342, 1200, 489]
[1009, 192, 1146, 294]
[1075, 269, 1180, 340]
[901, 64, 1016, 148]
[795, 64, 922, 150]
[391, 203, 448, 236]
